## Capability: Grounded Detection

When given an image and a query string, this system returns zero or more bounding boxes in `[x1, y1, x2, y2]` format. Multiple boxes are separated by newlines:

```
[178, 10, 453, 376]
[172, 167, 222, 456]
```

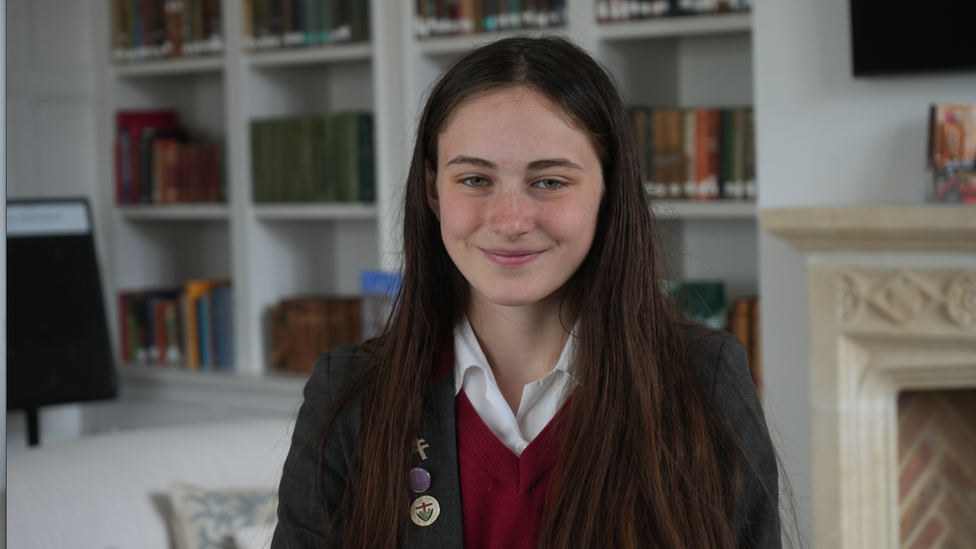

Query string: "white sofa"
[7, 418, 294, 549]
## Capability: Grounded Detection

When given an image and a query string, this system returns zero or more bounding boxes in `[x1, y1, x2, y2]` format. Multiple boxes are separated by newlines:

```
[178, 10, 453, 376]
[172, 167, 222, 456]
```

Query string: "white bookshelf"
[652, 200, 757, 220]
[247, 42, 373, 67]
[113, 56, 226, 78]
[254, 203, 378, 221]
[95, 0, 758, 380]
[596, 12, 751, 41]
[119, 204, 231, 221]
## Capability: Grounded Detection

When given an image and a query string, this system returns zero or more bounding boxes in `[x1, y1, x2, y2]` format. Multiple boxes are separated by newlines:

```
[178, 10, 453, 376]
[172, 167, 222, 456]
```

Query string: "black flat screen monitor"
[850, 0, 976, 76]
[7, 198, 118, 410]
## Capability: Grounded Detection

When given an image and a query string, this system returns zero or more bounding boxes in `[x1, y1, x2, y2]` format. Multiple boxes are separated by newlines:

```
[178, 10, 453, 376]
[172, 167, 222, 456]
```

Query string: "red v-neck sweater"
[456, 390, 566, 549]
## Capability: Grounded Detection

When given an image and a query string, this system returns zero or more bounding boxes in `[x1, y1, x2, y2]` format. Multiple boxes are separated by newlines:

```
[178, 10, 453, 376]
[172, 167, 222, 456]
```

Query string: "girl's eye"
[535, 179, 564, 190]
[461, 177, 489, 187]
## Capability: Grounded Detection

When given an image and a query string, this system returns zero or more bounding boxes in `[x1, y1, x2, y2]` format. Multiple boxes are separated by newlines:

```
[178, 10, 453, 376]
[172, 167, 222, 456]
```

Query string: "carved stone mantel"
[762, 206, 976, 549]
[762, 206, 976, 253]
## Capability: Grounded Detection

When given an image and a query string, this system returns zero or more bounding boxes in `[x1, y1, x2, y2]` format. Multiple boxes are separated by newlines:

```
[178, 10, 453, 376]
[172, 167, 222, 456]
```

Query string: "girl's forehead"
[442, 86, 580, 135]
[437, 86, 598, 161]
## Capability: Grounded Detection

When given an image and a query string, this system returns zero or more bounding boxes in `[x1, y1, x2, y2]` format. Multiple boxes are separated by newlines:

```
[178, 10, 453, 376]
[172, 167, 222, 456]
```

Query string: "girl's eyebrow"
[527, 159, 584, 171]
[445, 155, 584, 171]
[445, 155, 496, 169]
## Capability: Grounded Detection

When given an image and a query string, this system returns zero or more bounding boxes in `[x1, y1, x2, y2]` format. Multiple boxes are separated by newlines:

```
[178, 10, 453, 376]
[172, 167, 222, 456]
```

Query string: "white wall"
[753, 0, 976, 545]
[5, 0, 102, 452]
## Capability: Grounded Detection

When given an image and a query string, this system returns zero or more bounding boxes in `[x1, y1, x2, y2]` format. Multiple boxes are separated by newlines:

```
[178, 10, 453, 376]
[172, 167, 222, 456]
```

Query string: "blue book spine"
[197, 293, 211, 370]
[220, 286, 235, 371]
[212, 288, 224, 369]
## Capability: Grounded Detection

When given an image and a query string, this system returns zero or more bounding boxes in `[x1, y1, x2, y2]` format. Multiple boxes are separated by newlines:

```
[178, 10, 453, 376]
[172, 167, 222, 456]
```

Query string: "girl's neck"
[466, 292, 575, 414]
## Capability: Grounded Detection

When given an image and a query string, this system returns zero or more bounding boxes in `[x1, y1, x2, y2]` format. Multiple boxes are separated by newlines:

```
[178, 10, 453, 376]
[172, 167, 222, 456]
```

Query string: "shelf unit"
[94, 0, 757, 379]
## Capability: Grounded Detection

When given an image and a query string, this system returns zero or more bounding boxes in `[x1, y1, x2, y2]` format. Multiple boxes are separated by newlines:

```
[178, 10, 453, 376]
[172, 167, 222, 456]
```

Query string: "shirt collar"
[453, 316, 578, 396]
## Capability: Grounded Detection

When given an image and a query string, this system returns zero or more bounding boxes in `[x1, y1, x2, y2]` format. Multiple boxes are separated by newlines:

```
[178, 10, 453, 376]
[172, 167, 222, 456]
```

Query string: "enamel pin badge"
[411, 495, 440, 527]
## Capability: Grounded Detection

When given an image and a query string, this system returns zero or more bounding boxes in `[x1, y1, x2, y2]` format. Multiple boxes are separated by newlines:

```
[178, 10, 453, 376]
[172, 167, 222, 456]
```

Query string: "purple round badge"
[409, 467, 431, 493]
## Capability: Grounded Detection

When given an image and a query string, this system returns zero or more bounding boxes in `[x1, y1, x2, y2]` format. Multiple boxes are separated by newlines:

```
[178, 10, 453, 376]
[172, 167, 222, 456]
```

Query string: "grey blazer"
[272, 332, 781, 549]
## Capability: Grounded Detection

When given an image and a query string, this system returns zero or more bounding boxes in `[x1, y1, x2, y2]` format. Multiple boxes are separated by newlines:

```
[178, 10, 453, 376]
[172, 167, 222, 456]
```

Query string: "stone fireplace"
[763, 207, 976, 549]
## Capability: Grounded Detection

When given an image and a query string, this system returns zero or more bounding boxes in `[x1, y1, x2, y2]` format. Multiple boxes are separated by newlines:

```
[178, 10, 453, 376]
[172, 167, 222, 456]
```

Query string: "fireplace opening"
[898, 389, 976, 549]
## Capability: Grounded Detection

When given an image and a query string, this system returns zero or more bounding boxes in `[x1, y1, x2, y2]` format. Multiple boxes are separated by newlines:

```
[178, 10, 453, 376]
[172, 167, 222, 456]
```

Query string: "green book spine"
[304, 0, 319, 44]
[310, 115, 325, 201]
[335, 113, 357, 201]
[261, 119, 273, 202]
[324, 115, 339, 201]
[732, 109, 745, 197]
[284, 117, 299, 202]
[250, 120, 263, 202]
[721, 109, 733, 198]
[276, 118, 288, 201]
[744, 109, 755, 195]
[358, 113, 375, 202]
[351, 0, 370, 42]
[319, 0, 331, 42]
[268, 119, 279, 202]
[297, 116, 316, 202]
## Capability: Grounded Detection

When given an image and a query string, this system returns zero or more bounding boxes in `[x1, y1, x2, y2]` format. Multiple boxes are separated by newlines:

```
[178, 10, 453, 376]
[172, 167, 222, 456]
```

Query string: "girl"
[273, 35, 780, 549]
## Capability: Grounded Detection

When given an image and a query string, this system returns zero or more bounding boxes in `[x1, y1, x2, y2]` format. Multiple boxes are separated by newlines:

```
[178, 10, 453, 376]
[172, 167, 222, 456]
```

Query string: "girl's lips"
[482, 249, 542, 267]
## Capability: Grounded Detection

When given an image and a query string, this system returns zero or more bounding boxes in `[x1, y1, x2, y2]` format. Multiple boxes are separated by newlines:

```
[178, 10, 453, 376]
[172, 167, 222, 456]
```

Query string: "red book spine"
[115, 110, 181, 204]
[190, 144, 200, 202]
[115, 141, 123, 204]
[208, 143, 219, 202]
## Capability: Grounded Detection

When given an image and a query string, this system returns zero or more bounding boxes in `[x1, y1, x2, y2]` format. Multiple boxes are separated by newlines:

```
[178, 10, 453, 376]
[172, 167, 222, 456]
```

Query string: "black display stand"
[7, 199, 118, 446]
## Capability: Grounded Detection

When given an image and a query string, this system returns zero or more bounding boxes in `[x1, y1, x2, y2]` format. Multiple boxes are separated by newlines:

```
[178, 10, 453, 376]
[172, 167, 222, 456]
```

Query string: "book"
[926, 103, 976, 204]
[182, 278, 232, 369]
[415, 0, 566, 37]
[116, 110, 181, 204]
[598, 0, 749, 21]
[139, 126, 189, 203]
[118, 287, 183, 365]
[116, 110, 224, 205]
[633, 106, 755, 203]
[669, 280, 726, 329]
[728, 296, 762, 397]
[110, 0, 222, 63]
[244, 0, 366, 51]
[271, 296, 362, 373]
[250, 112, 374, 203]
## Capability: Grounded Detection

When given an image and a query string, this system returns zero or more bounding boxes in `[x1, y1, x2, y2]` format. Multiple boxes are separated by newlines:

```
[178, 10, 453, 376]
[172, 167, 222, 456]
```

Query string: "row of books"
[728, 296, 761, 398]
[251, 113, 375, 203]
[925, 103, 976, 204]
[271, 297, 361, 373]
[414, 0, 567, 38]
[115, 110, 226, 205]
[119, 280, 234, 371]
[669, 281, 761, 396]
[243, 0, 370, 50]
[631, 106, 756, 201]
[110, 0, 223, 63]
[597, 0, 751, 22]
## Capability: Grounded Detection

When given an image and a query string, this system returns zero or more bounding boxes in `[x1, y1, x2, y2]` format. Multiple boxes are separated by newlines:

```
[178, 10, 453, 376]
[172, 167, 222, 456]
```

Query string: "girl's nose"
[488, 187, 533, 239]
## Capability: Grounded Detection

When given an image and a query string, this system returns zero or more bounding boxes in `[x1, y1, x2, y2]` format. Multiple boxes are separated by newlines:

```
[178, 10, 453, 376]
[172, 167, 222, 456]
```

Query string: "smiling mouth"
[483, 249, 542, 267]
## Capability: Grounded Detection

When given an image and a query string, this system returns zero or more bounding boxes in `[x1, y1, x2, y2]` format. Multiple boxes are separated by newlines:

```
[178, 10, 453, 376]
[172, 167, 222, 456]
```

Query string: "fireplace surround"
[763, 206, 976, 548]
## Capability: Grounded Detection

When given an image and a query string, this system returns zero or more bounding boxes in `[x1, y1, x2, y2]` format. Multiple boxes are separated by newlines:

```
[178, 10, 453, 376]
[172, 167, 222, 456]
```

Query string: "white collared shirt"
[453, 317, 578, 456]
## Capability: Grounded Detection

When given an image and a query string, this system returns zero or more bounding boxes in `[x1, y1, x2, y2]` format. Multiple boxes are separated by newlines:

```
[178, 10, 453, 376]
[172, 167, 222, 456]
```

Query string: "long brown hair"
[325, 34, 772, 548]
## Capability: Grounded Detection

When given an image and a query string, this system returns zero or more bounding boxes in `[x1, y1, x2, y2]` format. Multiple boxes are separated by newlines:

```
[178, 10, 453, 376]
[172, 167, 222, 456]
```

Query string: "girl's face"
[427, 86, 603, 313]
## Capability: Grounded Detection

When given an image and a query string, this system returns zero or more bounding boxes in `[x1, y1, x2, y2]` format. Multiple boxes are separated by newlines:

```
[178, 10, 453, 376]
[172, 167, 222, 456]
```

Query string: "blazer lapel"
[404, 367, 463, 548]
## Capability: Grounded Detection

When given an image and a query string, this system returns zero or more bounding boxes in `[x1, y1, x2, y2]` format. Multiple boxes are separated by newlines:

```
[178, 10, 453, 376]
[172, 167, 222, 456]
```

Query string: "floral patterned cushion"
[169, 482, 278, 549]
